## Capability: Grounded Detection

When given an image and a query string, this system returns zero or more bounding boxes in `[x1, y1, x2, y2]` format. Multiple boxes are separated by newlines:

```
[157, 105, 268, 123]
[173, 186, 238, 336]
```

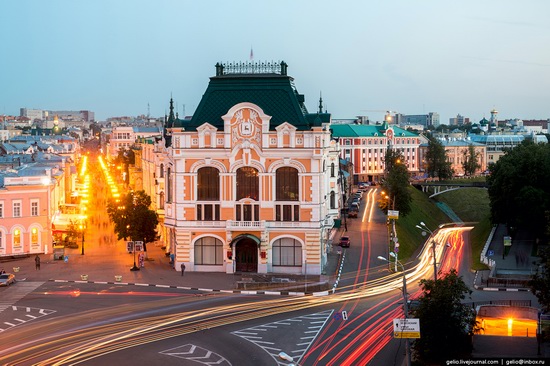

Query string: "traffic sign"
[388, 210, 399, 220]
[393, 318, 420, 338]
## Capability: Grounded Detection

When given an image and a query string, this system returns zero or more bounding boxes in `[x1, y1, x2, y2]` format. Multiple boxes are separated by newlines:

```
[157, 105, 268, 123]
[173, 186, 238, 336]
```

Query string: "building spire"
[318, 92, 323, 114]
[168, 96, 175, 123]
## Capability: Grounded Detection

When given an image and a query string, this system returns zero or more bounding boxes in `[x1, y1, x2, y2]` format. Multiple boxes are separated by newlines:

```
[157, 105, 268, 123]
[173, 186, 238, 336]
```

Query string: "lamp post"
[382, 191, 399, 271]
[129, 225, 140, 271]
[378, 253, 411, 366]
[416, 221, 437, 282]
[79, 221, 86, 255]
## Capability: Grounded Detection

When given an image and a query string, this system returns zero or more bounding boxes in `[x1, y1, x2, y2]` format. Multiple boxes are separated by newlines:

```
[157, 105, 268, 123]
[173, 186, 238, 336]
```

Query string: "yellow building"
[160, 61, 339, 275]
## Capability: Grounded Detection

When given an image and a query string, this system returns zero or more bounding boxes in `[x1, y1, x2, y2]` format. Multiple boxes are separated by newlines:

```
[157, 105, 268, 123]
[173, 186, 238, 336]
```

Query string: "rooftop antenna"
[182, 104, 186, 118]
[147, 102, 150, 118]
[250, 46, 254, 61]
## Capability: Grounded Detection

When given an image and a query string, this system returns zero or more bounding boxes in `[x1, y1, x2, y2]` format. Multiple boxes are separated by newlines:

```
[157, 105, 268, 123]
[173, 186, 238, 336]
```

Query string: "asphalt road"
[0, 159, 541, 365]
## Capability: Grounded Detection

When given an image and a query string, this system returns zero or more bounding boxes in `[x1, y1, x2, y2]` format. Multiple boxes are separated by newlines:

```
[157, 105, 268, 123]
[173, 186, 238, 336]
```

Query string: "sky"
[1, 0, 549, 123]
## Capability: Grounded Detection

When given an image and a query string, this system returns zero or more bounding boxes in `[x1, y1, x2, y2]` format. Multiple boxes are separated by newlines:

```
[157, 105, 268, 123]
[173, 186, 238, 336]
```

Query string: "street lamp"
[129, 225, 140, 272]
[416, 221, 437, 282]
[79, 221, 86, 255]
[381, 191, 399, 271]
[378, 253, 411, 366]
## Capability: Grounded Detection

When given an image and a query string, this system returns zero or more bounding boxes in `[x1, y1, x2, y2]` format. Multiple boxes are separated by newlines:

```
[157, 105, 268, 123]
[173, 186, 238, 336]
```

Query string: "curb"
[48, 279, 332, 297]
[331, 249, 346, 294]
[473, 271, 530, 292]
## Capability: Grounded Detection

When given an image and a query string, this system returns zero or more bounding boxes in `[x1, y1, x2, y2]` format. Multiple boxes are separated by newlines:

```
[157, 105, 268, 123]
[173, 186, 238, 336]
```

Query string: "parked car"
[348, 209, 358, 218]
[339, 236, 351, 248]
[351, 202, 360, 210]
[0, 273, 16, 286]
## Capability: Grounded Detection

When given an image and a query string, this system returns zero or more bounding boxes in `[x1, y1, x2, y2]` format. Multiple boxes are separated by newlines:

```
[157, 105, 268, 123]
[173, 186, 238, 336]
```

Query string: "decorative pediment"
[223, 103, 270, 150]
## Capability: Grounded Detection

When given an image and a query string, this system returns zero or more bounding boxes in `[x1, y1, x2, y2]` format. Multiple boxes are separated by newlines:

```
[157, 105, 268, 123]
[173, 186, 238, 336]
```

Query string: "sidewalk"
[6, 236, 341, 295]
[473, 224, 538, 292]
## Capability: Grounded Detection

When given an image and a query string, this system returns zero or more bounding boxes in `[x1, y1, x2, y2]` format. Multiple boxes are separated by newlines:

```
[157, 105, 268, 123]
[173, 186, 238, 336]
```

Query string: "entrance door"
[235, 238, 258, 272]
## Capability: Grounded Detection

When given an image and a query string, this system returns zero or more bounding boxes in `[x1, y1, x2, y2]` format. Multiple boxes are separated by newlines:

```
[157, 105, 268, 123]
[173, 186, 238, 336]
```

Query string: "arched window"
[194, 237, 223, 265]
[159, 191, 165, 210]
[272, 238, 302, 266]
[236, 167, 259, 200]
[159, 163, 164, 178]
[198, 167, 220, 201]
[331, 162, 335, 177]
[166, 168, 172, 203]
[13, 229, 21, 249]
[330, 191, 335, 209]
[31, 228, 38, 245]
[276, 167, 298, 201]
[275, 167, 299, 221]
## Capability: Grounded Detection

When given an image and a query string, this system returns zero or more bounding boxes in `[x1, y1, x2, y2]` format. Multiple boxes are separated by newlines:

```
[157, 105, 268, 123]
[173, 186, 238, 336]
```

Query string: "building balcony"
[170, 220, 323, 230]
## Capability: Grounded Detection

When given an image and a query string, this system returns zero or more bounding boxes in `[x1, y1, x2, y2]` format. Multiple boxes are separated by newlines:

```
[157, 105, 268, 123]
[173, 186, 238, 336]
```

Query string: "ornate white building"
[158, 61, 339, 275]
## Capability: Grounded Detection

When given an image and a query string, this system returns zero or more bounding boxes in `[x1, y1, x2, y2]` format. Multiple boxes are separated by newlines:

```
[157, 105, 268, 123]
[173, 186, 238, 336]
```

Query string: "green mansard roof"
[171, 61, 329, 131]
[330, 123, 418, 138]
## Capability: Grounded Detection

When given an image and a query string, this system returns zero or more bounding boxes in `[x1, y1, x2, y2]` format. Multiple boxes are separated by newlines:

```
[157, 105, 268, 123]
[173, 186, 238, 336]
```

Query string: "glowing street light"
[416, 221, 437, 281]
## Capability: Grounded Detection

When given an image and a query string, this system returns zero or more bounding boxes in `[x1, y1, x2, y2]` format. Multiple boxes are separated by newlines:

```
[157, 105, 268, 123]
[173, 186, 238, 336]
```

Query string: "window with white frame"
[194, 237, 223, 265]
[0, 202, 3, 218]
[272, 238, 302, 266]
[0, 231, 3, 248]
[13, 201, 22, 217]
[31, 200, 39, 216]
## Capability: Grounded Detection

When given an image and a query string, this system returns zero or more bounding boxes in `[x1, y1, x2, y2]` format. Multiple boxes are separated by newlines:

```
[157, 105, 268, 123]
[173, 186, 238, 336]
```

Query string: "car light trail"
[1, 227, 471, 366]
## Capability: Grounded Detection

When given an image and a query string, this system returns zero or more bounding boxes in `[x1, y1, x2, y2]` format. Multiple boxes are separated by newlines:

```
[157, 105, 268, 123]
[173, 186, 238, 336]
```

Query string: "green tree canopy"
[381, 148, 412, 216]
[425, 136, 453, 180]
[487, 140, 550, 239]
[107, 190, 159, 251]
[412, 269, 477, 364]
[462, 144, 481, 176]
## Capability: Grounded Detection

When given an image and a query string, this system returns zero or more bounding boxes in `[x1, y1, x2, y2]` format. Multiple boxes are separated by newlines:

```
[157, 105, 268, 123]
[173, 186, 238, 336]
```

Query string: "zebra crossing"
[0, 281, 45, 313]
[231, 310, 333, 365]
[0, 281, 55, 332]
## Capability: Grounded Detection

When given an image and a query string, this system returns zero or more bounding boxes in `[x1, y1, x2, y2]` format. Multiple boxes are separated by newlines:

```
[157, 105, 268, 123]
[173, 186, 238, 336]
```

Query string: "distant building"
[331, 122, 424, 183]
[469, 133, 548, 166]
[395, 112, 440, 128]
[20, 108, 46, 122]
[107, 125, 161, 160]
[449, 114, 470, 126]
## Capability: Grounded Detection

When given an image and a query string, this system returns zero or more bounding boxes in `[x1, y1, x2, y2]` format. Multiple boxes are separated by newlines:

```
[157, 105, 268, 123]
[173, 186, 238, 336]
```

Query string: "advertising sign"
[127, 241, 134, 253]
[135, 241, 144, 252]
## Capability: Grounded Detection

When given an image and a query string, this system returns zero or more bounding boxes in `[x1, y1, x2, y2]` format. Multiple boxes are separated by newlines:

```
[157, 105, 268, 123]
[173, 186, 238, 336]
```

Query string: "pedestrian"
[0, 268, 5, 274]
[35, 255, 41, 270]
[181, 263, 186, 276]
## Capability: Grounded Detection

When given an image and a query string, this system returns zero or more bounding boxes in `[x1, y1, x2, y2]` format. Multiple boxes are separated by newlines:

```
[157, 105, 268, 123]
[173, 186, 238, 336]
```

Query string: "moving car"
[339, 236, 351, 248]
[0, 273, 16, 286]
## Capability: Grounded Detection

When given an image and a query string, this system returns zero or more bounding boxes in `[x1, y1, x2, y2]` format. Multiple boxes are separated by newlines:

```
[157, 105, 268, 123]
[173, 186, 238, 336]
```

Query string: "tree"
[380, 148, 412, 217]
[487, 140, 550, 239]
[425, 136, 453, 180]
[462, 144, 481, 176]
[530, 246, 550, 313]
[107, 190, 159, 251]
[412, 269, 477, 364]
